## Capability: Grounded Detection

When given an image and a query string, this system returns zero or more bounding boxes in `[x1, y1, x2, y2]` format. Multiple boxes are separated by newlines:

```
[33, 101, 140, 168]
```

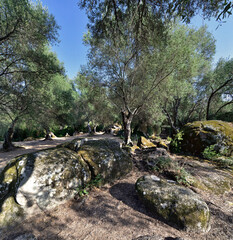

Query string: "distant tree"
[199, 58, 233, 120]
[80, 0, 232, 144]
[31, 74, 77, 140]
[160, 25, 216, 133]
[0, 0, 61, 150]
[75, 71, 117, 133]
[83, 18, 216, 143]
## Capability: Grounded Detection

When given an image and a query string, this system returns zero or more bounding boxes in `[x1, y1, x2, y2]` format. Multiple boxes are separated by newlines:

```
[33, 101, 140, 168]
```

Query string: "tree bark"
[44, 127, 53, 140]
[162, 108, 178, 136]
[3, 118, 17, 150]
[121, 110, 133, 145]
[93, 125, 97, 134]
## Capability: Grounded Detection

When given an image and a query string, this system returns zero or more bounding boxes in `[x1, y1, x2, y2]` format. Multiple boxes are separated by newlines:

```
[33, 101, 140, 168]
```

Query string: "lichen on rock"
[0, 138, 132, 228]
[78, 139, 132, 183]
[135, 175, 211, 233]
[138, 136, 157, 149]
[172, 120, 233, 156]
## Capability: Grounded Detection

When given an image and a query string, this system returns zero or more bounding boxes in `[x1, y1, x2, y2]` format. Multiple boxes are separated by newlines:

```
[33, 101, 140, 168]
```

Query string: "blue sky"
[41, 0, 233, 79]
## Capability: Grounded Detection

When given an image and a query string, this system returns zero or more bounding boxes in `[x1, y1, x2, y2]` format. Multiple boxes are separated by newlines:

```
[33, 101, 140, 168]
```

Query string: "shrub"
[202, 145, 219, 160]
[75, 174, 103, 198]
[170, 131, 184, 153]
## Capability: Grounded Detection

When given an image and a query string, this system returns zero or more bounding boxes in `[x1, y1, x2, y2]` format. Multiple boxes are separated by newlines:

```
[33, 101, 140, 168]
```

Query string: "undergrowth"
[149, 156, 192, 186]
[75, 174, 103, 198]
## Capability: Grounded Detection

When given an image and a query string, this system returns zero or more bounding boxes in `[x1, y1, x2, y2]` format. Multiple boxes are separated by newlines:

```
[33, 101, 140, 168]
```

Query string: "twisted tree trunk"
[121, 110, 134, 145]
[3, 118, 18, 151]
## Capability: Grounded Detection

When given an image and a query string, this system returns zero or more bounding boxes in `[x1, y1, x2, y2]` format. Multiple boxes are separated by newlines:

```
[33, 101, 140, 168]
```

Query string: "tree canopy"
[0, 0, 63, 149]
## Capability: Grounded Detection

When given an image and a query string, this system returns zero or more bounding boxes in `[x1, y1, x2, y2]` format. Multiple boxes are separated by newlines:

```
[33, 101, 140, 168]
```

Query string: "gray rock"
[174, 120, 233, 156]
[77, 139, 132, 183]
[0, 138, 132, 228]
[13, 233, 37, 240]
[135, 175, 211, 233]
[133, 235, 163, 240]
[147, 148, 169, 159]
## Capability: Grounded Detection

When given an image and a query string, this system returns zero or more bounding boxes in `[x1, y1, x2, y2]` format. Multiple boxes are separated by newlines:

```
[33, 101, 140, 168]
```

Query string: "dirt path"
[0, 133, 119, 172]
[0, 136, 80, 172]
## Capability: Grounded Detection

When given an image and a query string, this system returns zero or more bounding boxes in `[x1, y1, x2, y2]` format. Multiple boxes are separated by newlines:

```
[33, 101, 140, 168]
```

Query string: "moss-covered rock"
[122, 144, 140, 154]
[0, 138, 132, 228]
[150, 136, 169, 150]
[174, 120, 233, 156]
[0, 197, 24, 228]
[138, 137, 156, 149]
[78, 139, 132, 183]
[135, 175, 211, 233]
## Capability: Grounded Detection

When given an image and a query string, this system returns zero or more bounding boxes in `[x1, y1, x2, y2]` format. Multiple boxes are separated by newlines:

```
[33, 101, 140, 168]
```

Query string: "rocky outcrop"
[0, 138, 132, 228]
[183, 159, 233, 195]
[138, 137, 156, 149]
[150, 136, 169, 150]
[135, 175, 211, 233]
[173, 120, 233, 156]
[105, 124, 122, 135]
[73, 139, 132, 183]
[122, 144, 140, 154]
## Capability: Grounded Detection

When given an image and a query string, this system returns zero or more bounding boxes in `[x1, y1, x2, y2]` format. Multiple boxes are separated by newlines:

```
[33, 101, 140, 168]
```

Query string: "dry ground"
[0, 135, 232, 240]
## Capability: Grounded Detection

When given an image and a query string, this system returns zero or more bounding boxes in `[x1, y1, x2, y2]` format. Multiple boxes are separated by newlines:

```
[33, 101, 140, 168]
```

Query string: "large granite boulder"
[71, 138, 132, 183]
[172, 120, 233, 156]
[135, 175, 211, 233]
[0, 148, 91, 227]
[0, 138, 132, 228]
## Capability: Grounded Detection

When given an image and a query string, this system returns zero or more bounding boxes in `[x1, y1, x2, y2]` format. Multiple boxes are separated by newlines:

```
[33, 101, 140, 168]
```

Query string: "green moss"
[78, 148, 100, 176]
[191, 174, 232, 195]
[138, 136, 156, 149]
[177, 120, 233, 156]
[0, 197, 24, 227]
[135, 176, 210, 232]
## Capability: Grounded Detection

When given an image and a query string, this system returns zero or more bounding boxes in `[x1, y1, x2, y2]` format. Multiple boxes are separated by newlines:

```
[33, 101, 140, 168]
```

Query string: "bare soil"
[0, 135, 232, 240]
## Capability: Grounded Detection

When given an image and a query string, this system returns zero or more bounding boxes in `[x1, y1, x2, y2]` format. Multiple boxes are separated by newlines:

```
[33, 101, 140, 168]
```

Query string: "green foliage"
[75, 174, 103, 198]
[170, 131, 184, 153]
[167, 136, 172, 142]
[13, 127, 44, 141]
[53, 127, 75, 137]
[175, 168, 191, 186]
[0, 0, 62, 148]
[202, 145, 219, 160]
[199, 58, 233, 120]
[202, 145, 233, 169]
[74, 72, 117, 131]
[151, 157, 172, 172]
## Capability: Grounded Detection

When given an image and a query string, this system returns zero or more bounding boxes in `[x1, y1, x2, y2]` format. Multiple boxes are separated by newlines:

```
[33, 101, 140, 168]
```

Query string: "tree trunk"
[44, 127, 53, 140]
[206, 94, 212, 120]
[93, 125, 97, 134]
[3, 119, 17, 150]
[121, 110, 133, 145]
[163, 108, 178, 136]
